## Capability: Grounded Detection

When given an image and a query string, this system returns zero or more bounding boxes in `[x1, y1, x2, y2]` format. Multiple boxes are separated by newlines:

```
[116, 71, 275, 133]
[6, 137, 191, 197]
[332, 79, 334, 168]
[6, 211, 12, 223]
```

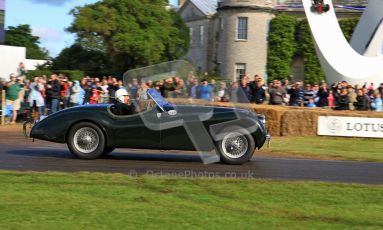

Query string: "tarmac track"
[0, 135, 382, 184]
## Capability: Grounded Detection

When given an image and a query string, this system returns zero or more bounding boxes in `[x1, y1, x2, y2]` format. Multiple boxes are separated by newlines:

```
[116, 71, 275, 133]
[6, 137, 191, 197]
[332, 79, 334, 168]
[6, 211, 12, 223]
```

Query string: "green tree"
[268, 15, 360, 84]
[267, 15, 298, 80]
[163, 10, 190, 61]
[4, 24, 49, 59]
[67, 0, 189, 73]
[339, 17, 360, 42]
[52, 43, 108, 75]
[297, 19, 325, 84]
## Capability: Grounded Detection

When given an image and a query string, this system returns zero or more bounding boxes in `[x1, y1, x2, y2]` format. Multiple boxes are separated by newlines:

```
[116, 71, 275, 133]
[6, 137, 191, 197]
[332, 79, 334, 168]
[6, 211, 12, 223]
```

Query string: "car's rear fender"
[31, 110, 112, 143]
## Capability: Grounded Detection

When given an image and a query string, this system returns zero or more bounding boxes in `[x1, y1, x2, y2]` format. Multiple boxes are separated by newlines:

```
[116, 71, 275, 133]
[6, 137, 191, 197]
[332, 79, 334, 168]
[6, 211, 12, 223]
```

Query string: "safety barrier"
[168, 98, 383, 136]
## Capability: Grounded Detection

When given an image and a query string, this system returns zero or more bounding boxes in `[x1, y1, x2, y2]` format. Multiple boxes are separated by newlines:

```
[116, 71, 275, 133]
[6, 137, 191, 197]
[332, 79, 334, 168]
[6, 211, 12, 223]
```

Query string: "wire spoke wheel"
[67, 122, 105, 160]
[221, 132, 249, 159]
[73, 127, 100, 154]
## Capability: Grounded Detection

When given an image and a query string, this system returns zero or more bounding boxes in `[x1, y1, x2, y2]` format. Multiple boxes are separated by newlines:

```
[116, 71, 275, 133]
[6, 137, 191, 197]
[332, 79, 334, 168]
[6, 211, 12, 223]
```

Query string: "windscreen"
[123, 60, 195, 86]
[123, 60, 195, 111]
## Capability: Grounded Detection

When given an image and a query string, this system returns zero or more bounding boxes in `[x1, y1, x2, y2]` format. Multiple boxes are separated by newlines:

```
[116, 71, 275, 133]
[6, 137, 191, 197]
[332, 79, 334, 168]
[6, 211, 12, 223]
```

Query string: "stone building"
[215, 0, 275, 81]
[0, 0, 5, 43]
[178, 0, 219, 74]
[177, 0, 367, 81]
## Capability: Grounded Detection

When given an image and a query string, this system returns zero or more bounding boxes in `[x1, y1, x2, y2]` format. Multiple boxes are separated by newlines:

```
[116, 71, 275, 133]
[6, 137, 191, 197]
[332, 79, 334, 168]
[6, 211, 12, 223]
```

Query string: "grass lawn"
[259, 136, 383, 162]
[0, 171, 382, 229]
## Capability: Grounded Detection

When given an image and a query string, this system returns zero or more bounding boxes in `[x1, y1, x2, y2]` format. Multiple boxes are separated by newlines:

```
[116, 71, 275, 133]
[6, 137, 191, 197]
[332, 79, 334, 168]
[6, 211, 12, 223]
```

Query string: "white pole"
[1, 90, 5, 125]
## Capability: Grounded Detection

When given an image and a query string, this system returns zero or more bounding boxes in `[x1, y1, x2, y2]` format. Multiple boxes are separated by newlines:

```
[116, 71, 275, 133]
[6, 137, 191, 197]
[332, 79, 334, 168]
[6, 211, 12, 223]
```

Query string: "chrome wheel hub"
[73, 127, 99, 154]
[221, 132, 248, 159]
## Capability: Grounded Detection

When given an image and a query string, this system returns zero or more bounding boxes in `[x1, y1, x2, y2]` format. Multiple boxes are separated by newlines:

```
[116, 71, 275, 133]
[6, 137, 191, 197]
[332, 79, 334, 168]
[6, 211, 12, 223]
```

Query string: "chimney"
[178, 0, 186, 7]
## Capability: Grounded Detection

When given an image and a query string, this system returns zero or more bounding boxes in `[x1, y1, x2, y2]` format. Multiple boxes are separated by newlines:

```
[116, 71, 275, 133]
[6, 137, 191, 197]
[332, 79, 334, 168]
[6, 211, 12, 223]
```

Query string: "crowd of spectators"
[1, 69, 383, 124]
[185, 74, 383, 113]
[0, 73, 126, 123]
[264, 78, 383, 112]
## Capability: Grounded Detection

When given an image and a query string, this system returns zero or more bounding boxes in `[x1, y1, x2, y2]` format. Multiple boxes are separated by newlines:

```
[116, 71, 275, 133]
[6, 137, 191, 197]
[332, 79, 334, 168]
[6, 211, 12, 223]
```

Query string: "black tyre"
[67, 122, 105, 160]
[324, 4, 330, 12]
[311, 5, 316, 12]
[216, 126, 255, 165]
[103, 147, 115, 155]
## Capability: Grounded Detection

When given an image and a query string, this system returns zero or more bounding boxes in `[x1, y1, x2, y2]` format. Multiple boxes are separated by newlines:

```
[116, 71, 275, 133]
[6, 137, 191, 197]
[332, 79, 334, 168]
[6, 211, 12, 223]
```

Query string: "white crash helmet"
[115, 88, 130, 103]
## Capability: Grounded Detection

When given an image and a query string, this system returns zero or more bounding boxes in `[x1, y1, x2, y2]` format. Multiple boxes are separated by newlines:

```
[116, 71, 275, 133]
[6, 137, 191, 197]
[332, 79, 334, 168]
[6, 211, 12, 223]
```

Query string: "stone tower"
[0, 0, 5, 43]
[216, 0, 276, 80]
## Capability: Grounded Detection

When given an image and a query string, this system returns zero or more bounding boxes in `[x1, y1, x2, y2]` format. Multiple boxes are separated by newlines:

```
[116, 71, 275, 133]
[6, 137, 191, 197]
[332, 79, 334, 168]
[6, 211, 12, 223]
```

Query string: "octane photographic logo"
[123, 60, 260, 165]
[326, 118, 343, 134]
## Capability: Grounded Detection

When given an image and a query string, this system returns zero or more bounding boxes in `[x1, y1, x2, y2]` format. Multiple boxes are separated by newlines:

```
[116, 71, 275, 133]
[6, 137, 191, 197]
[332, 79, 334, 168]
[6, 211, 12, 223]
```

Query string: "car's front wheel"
[216, 126, 255, 165]
[67, 122, 105, 160]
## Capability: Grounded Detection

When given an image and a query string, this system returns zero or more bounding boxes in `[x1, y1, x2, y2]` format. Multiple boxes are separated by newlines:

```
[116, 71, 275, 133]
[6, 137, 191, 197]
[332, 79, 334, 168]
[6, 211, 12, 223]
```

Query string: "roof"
[190, 0, 219, 16]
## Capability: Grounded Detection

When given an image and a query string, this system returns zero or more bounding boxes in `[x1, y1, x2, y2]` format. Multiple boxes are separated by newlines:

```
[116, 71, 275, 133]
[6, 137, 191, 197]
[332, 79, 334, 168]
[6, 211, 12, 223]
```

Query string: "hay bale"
[282, 109, 318, 136]
[247, 106, 286, 136]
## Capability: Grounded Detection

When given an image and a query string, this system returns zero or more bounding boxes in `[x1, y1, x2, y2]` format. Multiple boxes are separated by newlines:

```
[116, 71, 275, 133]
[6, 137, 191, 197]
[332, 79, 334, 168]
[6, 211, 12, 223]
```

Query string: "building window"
[199, 25, 204, 46]
[237, 17, 248, 40]
[218, 17, 224, 42]
[235, 63, 246, 80]
[219, 17, 224, 31]
[189, 27, 193, 45]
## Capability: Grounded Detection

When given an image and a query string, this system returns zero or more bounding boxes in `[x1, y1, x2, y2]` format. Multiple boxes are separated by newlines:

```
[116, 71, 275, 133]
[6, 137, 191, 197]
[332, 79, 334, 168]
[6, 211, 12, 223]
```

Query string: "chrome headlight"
[257, 114, 266, 125]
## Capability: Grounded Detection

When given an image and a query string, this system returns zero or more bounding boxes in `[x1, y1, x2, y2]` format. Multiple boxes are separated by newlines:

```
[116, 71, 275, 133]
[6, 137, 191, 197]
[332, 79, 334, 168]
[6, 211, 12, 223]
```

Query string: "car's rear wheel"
[67, 122, 105, 160]
[216, 126, 255, 165]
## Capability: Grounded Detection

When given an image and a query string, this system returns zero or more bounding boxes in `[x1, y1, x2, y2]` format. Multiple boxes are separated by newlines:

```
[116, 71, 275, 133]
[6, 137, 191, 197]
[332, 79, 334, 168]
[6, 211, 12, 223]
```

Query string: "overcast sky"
[5, 0, 178, 57]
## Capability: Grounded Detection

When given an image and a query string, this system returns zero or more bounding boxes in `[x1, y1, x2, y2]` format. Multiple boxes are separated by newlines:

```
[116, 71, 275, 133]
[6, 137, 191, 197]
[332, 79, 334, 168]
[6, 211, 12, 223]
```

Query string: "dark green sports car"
[28, 61, 270, 164]
[29, 88, 269, 165]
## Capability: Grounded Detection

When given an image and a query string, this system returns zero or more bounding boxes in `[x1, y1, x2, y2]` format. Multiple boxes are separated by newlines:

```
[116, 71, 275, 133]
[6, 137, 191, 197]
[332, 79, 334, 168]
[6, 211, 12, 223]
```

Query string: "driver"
[113, 89, 136, 115]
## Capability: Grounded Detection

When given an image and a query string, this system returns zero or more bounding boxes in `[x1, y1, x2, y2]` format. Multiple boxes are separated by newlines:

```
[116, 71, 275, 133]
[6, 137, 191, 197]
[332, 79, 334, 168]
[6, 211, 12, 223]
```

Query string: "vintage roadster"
[27, 61, 270, 164]
[28, 88, 269, 165]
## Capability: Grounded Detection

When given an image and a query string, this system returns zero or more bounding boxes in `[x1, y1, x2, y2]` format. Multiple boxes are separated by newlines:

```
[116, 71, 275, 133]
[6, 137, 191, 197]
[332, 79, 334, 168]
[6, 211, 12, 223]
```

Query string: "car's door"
[158, 109, 195, 150]
[158, 105, 215, 151]
[109, 106, 161, 149]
